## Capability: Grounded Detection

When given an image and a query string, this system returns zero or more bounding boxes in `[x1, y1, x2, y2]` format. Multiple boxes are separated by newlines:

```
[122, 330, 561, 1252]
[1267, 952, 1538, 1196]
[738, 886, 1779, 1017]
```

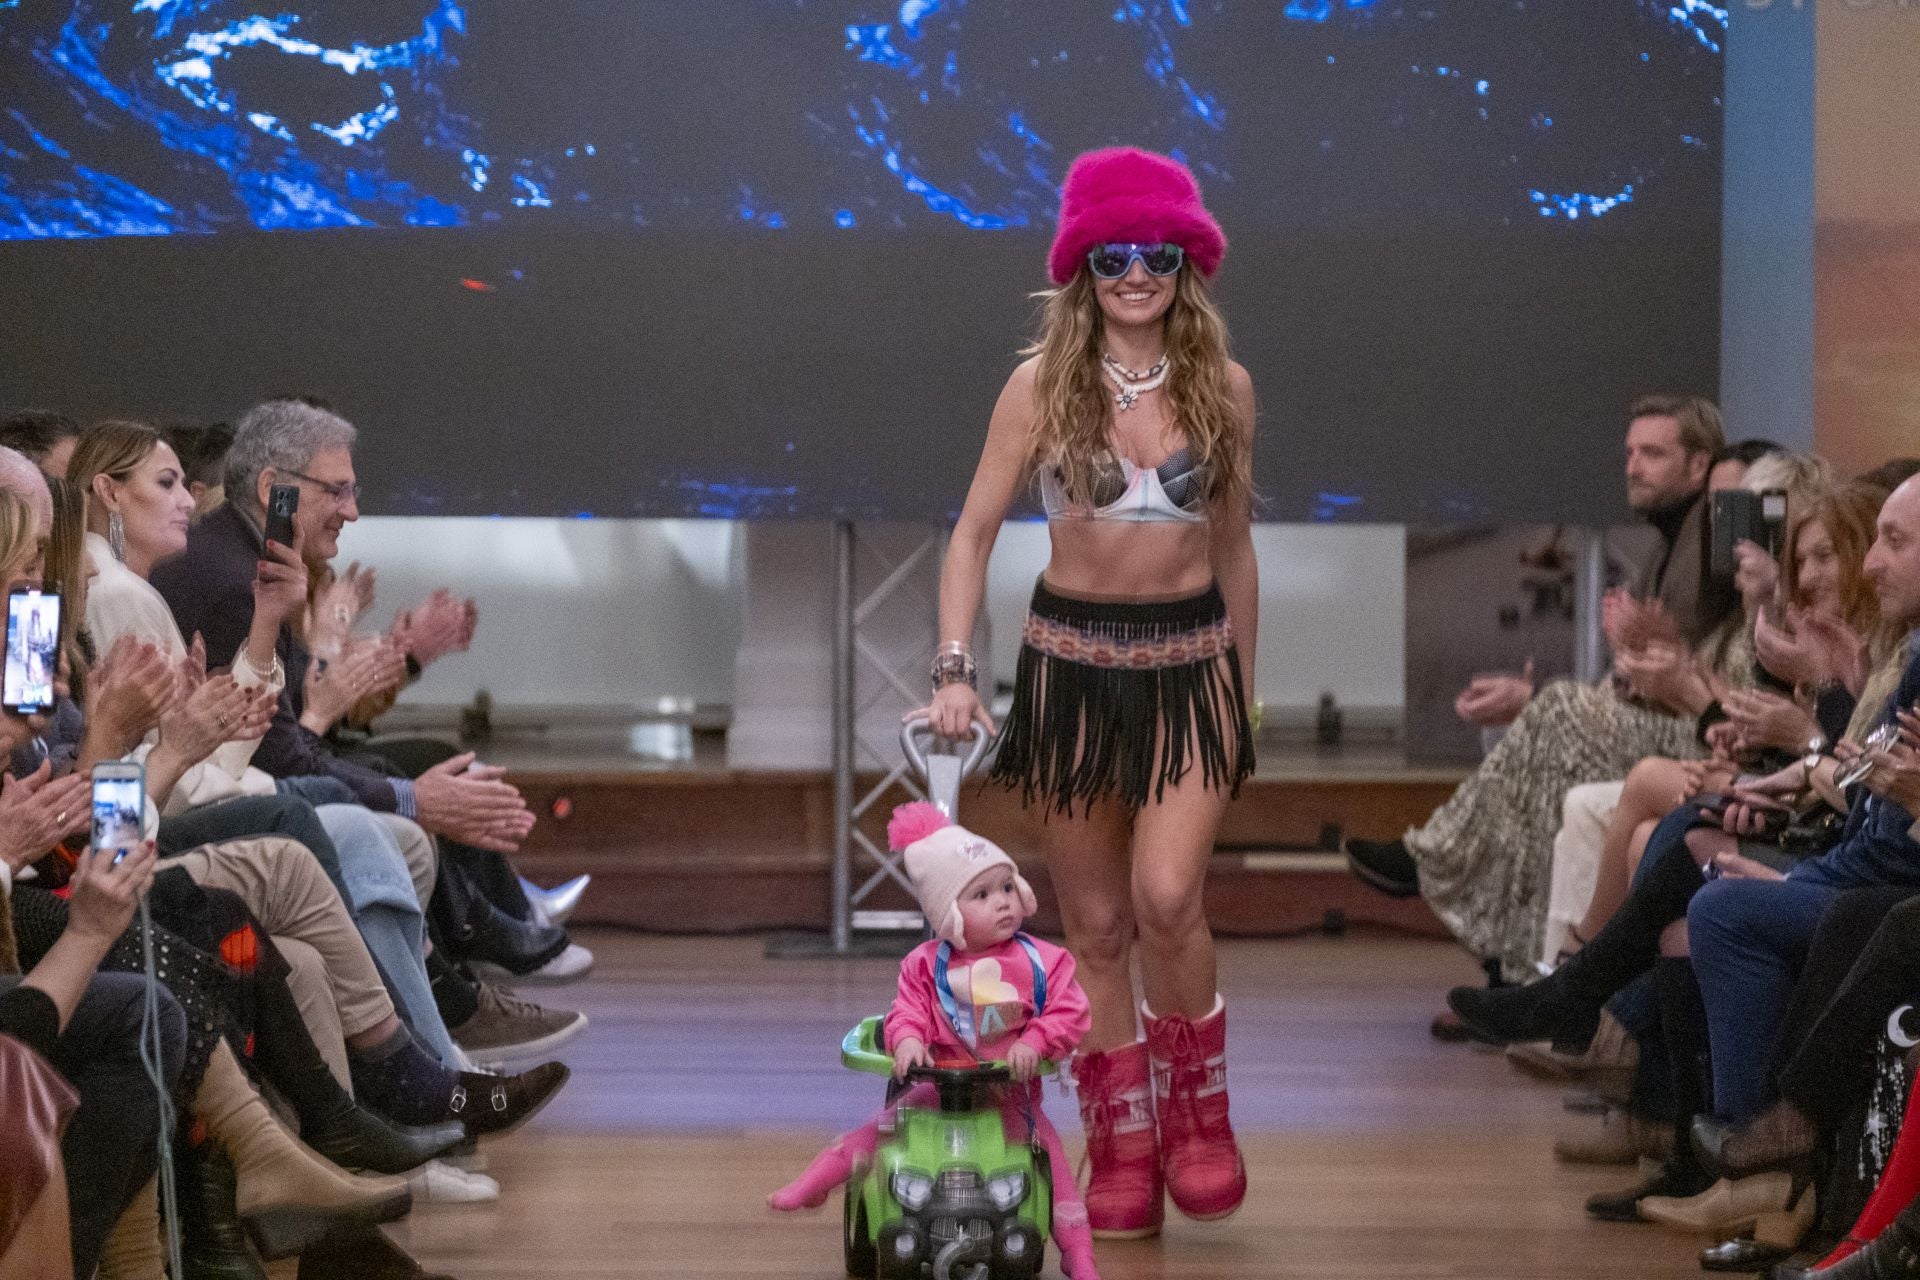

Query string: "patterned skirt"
[989, 578, 1255, 815]
[1406, 678, 1701, 982]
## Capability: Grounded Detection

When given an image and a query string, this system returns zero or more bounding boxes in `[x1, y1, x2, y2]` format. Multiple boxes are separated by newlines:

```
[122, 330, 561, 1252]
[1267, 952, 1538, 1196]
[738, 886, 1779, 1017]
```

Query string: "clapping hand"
[0, 762, 90, 872]
[299, 639, 408, 735]
[160, 675, 276, 766]
[409, 751, 537, 853]
[1721, 688, 1821, 754]
[1615, 641, 1710, 715]
[86, 636, 181, 756]
[308, 561, 377, 660]
[1454, 659, 1534, 728]
[1755, 606, 1865, 694]
[391, 588, 475, 671]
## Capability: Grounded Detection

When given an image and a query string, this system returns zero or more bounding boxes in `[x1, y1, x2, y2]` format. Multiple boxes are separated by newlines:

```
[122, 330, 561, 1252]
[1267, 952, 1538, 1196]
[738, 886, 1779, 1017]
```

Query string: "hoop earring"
[107, 511, 125, 562]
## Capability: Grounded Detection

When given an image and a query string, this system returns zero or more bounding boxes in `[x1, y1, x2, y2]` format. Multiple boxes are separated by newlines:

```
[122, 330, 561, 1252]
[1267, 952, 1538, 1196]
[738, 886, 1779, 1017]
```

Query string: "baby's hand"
[1006, 1042, 1040, 1082]
[892, 1037, 930, 1080]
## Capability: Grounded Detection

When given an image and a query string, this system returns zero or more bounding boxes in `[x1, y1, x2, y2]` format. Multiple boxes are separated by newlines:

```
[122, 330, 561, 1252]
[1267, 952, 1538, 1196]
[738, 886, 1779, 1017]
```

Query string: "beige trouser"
[169, 837, 397, 1088]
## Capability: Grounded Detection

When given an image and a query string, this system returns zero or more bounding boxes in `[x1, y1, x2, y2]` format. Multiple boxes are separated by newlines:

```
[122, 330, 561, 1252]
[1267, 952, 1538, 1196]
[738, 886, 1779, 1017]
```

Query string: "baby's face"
[957, 866, 1025, 950]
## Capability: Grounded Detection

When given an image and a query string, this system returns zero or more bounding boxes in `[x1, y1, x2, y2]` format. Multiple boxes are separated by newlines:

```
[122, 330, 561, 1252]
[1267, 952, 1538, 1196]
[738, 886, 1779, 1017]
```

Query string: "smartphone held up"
[91, 761, 145, 865]
[3, 587, 60, 714]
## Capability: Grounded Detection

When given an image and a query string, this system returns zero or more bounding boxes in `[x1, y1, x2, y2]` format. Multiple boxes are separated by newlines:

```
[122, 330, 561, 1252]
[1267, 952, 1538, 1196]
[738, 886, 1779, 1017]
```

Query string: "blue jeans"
[312, 804, 459, 1065]
[1688, 875, 1840, 1121]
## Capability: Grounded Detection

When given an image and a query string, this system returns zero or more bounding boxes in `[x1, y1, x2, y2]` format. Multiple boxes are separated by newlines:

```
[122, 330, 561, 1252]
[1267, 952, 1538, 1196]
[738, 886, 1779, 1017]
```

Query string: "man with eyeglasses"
[151, 397, 589, 1065]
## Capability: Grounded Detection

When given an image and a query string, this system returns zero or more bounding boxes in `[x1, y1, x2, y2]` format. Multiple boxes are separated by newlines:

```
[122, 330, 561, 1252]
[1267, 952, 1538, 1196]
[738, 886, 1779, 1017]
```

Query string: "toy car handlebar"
[840, 1016, 1057, 1079]
[899, 714, 992, 786]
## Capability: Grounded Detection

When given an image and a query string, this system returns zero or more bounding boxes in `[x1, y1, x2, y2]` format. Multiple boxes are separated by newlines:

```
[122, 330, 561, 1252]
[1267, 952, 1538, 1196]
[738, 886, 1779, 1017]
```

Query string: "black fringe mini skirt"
[988, 578, 1255, 815]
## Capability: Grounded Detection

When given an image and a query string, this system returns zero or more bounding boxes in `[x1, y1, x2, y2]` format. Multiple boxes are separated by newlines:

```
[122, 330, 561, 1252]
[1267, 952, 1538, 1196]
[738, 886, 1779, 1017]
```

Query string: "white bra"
[1037, 445, 1211, 524]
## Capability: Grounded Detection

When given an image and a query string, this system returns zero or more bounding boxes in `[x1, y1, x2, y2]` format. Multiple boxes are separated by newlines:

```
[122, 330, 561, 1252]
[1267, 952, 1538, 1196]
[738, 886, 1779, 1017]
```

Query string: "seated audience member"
[0, 411, 80, 480]
[1344, 396, 1743, 984]
[1543, 462, 1865, 969]
[1450, 476, 1920, 1232]
[162, 419, 236, 522]
[2, 778, 181, 1280]
[149, 400, 589, 983]
[64, 425, 462, 1062]
[301, 559, 587, 943]
[0, 481, 552, 1278]
[13, 442, 576, 1078]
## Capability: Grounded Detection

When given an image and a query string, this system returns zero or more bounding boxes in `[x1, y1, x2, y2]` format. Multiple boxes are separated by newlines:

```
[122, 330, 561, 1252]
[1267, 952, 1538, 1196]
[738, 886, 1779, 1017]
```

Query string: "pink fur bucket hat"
[1047, 146, 1227, 285]
[888, 803, 1037, 949]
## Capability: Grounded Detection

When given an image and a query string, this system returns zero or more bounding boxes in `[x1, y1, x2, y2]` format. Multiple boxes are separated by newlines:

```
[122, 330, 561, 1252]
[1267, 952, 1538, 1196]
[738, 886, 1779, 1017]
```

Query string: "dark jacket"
[149, 503, 400, 811]
[1632, 488, 1729, 648]
[1795, 637, 1920, 891]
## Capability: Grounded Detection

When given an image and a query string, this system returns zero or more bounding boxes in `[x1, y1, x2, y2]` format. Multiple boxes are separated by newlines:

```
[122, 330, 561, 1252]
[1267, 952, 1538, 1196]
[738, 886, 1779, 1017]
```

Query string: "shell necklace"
[1101, 352, 1169, 412]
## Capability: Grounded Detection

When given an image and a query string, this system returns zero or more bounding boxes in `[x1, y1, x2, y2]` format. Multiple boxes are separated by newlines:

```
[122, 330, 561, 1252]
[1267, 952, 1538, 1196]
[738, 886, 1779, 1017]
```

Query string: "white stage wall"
[338, 518, 1403, 760]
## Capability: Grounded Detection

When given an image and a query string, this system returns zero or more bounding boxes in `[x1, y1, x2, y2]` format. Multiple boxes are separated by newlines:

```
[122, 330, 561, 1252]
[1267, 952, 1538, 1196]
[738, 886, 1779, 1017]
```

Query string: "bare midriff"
[1041, 519, 1215, 600]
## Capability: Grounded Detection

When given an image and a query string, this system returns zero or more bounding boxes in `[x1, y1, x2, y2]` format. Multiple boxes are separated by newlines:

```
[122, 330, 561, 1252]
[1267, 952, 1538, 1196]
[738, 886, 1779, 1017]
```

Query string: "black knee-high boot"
[1653, 956, 1715, 1190]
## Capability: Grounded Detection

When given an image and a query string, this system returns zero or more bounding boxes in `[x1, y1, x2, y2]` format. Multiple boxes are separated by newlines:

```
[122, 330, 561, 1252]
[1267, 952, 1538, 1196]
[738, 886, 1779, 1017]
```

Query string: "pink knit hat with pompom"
[887, 802, 1037, 949]
[1047, 146, 1227, 285]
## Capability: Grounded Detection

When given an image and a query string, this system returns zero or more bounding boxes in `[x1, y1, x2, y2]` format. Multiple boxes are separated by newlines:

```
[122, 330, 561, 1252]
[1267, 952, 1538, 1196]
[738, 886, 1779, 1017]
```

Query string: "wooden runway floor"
[393, 929, 1711, 1279]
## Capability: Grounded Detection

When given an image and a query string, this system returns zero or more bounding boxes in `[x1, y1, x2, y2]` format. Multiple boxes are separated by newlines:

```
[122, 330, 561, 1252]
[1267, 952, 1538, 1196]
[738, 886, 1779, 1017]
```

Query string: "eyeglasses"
[1086, 242, 1185, 279]
[285, 470, 362, 503]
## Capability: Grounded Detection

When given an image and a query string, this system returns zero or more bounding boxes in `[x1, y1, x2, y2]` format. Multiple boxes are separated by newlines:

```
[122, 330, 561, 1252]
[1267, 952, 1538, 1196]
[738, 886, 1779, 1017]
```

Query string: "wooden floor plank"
[393, 929, 1708, 1278]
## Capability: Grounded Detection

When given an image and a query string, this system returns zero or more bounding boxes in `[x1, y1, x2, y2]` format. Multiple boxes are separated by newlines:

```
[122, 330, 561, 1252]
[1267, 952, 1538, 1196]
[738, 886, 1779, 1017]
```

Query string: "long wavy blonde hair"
[1024, 265, 1249, 511]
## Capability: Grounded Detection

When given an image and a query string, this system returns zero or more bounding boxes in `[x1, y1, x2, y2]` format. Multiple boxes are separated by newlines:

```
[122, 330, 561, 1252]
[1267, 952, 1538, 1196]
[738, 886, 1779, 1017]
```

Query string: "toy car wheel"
[842, 1189, 876, 1278]
[995, 1222, 1043, 1280]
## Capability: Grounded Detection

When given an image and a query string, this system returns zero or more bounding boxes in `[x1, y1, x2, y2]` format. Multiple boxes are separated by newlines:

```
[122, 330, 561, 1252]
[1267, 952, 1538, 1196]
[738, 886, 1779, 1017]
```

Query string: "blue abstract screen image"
[0, 1, 1724, 521]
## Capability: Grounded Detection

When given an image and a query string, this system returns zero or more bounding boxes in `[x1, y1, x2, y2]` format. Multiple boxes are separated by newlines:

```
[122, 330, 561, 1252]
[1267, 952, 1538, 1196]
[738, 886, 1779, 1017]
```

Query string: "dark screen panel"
[0, 1, 1724, 522]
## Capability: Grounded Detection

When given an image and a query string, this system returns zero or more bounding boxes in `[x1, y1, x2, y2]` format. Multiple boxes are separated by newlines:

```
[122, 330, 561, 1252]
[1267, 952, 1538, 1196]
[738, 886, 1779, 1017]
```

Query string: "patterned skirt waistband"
[1022, 579, 1234, 670]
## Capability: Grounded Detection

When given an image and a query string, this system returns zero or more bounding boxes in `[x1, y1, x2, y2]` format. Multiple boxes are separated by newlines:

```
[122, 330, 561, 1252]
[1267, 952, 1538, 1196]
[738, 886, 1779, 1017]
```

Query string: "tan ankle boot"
[96, 1177, 163, 1280]
[193, 1042, 411, 1260]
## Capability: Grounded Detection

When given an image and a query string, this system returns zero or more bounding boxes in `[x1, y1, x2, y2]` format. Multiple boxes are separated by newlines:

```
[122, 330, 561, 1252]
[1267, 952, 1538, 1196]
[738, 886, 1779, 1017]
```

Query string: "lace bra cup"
[1042, 446, 1211, 523]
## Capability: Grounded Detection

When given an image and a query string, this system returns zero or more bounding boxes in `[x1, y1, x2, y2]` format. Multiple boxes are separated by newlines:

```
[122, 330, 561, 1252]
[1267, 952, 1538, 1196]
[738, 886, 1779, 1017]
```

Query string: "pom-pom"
[887, 801, 950, 851]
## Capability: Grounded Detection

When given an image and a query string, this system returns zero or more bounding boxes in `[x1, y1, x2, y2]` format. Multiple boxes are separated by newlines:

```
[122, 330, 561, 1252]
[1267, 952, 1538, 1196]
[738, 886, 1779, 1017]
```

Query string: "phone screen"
[91, 767, 146, 862]
[3, 588, 61, 713]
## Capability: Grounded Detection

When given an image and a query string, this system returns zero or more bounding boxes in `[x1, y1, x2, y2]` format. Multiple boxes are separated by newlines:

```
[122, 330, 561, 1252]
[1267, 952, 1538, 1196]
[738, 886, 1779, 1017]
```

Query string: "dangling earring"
[107, 510, 126, 562]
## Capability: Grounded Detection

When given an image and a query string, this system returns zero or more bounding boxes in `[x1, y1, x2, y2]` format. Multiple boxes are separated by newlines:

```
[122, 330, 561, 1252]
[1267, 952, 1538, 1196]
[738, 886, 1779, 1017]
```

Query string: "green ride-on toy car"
[838, 1016, 1058, 1280]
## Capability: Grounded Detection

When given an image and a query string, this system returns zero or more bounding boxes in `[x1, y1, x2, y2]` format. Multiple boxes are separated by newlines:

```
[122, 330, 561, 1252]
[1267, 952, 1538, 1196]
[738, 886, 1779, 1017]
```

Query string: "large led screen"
[0, 1, 1726, 521]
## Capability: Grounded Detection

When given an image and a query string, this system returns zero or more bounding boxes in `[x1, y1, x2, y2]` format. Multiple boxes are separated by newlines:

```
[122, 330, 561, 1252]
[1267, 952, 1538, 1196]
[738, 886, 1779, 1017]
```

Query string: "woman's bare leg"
[1039, 799, 1139, 1052]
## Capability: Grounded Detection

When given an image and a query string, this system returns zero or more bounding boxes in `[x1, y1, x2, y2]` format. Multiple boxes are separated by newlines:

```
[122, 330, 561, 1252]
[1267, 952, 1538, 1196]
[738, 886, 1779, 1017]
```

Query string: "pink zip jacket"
[883, 934, 1091, 1064]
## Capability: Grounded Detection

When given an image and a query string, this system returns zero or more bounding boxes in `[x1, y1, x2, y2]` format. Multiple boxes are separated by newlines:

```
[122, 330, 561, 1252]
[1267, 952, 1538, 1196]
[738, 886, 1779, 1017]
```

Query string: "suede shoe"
[451, 983, 587, 1066]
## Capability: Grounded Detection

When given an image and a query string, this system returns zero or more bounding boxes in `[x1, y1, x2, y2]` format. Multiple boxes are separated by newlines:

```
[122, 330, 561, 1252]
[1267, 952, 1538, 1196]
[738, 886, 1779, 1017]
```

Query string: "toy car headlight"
[985, 1170, 1028, 1212]
[891, 1169, 935, 1213]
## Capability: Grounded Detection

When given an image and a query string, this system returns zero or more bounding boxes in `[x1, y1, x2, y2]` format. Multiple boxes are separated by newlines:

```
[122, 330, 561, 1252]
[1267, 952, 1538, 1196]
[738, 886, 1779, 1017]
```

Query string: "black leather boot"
[178, 1144, 268, 1280]
[304, 1097, 467, 1176]
[298, 1222, 456, 1279]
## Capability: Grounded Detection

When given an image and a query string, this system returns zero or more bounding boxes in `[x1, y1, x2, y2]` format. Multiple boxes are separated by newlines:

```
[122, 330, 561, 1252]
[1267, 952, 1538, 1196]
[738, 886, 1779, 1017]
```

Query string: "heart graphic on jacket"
[955, 958, 1024, 1043]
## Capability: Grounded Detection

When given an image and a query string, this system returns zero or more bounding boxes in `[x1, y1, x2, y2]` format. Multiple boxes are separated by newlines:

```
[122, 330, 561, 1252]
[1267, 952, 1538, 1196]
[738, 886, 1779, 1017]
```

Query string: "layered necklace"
[1101, 351, 1168, 412]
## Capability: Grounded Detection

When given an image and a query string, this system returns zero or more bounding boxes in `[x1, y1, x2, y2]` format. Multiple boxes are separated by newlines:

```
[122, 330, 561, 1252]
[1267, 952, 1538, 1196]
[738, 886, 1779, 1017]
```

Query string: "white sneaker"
[473, 943, 594, 988]
[408, 1158, 500, 1204]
